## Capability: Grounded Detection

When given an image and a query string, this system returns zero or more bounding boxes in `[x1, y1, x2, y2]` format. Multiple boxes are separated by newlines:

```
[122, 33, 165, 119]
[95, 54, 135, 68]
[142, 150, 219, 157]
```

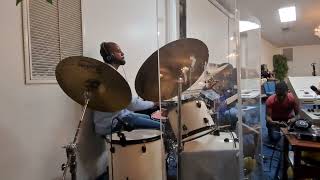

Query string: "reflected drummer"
[93, 42, 160, 135]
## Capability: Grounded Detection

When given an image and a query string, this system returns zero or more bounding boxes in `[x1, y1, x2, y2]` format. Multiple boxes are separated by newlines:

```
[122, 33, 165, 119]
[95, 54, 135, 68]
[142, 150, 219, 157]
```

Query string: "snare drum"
[168, 100, 215, 141]
[106, 129, 165, 180]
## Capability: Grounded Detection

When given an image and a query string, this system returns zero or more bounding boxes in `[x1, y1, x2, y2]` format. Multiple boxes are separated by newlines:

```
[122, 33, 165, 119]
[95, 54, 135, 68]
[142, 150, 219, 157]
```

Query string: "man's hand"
[287, 117, 297, 125]
[279, 121, 288, 128]
[270, 121, 280, 127]
[270, 121, 287, 128]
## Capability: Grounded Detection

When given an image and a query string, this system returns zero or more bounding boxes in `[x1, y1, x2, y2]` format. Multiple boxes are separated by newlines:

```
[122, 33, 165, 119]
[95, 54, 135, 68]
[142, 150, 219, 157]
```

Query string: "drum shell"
[181, 132, 239, 180]
[168, 100, 214, 140]
[107, 130, 165, 180]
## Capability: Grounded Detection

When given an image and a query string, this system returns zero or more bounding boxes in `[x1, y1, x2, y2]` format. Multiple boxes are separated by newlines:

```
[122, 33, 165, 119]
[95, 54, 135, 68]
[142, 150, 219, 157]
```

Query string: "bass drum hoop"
[106, 134, 161, 146]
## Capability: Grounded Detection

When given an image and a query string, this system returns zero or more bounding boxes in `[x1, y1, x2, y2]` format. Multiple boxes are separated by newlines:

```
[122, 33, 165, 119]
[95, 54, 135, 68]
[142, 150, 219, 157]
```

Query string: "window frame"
[22, 0, 84, 84]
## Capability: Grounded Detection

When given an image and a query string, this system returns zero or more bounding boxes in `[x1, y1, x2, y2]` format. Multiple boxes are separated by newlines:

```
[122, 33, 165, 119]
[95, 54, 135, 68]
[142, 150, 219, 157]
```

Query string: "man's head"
[275, 81, 288, 102]
[100, 42, 126, 66]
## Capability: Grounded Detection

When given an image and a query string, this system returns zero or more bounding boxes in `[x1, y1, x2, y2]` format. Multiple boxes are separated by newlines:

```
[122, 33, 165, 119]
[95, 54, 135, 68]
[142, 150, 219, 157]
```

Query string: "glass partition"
[239, 17, 263, 179]
[83, 0, 165, 179]
[157, 0, 241, 179]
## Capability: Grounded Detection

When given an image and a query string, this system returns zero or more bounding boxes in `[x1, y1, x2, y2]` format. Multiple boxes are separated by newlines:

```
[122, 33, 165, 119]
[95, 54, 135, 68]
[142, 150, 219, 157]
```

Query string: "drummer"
[93, 42, 161, 136]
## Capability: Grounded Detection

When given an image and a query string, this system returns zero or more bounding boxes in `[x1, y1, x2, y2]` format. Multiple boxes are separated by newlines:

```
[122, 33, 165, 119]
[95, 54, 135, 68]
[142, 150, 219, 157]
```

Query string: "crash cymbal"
[135, 38, 209, 101]
[56, 56, 132, 112]
[185, 63, 232, 92]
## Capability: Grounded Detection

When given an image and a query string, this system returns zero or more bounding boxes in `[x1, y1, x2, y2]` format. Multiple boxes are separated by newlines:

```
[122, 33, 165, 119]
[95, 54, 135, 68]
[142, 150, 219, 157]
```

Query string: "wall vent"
[283, 48, 293, 61]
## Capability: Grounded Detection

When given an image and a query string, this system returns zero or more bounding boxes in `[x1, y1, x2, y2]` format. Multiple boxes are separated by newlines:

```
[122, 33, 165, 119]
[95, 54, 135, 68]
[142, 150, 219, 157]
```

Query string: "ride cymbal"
[56, 56, 132, 112]
[135, 38, 209, 101]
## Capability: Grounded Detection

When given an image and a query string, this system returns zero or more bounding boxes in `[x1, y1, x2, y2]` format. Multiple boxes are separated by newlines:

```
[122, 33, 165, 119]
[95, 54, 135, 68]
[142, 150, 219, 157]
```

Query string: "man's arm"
[266, 106, 275, 125]
[288, 97, 300, 124]
[266, 98, 280, 127]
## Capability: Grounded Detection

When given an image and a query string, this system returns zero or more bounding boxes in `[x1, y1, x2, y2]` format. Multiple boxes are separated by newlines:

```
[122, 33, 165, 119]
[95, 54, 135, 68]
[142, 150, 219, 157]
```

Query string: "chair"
[263, 81, 276, 97]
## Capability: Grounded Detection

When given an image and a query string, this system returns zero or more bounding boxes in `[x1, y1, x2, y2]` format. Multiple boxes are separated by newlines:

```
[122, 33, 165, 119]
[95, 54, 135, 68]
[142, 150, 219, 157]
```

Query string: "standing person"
[266, 81, 300, 141]
[93, 42, 160, 135]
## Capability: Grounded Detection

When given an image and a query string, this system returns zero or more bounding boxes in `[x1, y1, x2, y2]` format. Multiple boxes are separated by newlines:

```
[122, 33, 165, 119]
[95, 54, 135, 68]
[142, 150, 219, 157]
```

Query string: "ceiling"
[237, 0, 320, 47]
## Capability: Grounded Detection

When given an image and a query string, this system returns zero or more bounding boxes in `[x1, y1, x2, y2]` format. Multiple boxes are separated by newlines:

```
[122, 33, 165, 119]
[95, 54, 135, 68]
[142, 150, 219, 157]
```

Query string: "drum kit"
[56, 38, 232, 180]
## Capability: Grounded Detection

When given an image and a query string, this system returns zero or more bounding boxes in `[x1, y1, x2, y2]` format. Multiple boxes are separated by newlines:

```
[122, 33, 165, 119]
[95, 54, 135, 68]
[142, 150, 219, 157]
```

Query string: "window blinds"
[25, 0, 83, 82]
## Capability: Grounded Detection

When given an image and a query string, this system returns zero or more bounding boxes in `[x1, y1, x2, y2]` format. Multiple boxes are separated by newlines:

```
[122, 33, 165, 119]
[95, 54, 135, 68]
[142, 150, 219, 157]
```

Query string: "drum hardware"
[203, 117, 209, 124]
[213, 129, 220, 136]
[55, 56, 132, 180]
[61, 91, 91, 180]
[118, 132, 127, 147]
[182, 125, 188, 131]
[311, 63, 316, 76]
[141, 145, 147, 153]
[116, 118, 135, 132]
[110, 146, 115, 153]
[177, 77, 183, 180]
[196, 101, 201, 108]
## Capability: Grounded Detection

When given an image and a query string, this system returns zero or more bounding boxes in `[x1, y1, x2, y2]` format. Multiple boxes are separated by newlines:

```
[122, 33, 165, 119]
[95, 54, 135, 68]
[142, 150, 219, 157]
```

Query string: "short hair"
[275, 81, 288, 94]
[100, 42, 117, 63]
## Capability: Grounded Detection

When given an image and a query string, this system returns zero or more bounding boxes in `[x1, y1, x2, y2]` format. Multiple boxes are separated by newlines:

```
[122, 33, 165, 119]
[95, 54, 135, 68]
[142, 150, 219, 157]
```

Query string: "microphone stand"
[61, 90, 91, 180]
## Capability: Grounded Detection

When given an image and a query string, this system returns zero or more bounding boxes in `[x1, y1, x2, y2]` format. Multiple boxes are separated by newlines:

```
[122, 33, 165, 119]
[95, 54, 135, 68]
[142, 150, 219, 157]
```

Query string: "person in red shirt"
[266, 81, 300, 141]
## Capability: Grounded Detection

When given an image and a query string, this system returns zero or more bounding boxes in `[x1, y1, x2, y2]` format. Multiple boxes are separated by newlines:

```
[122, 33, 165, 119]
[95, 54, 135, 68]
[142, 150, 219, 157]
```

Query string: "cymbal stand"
[177, 77, 183, 180]
[61, 90, 91, 180]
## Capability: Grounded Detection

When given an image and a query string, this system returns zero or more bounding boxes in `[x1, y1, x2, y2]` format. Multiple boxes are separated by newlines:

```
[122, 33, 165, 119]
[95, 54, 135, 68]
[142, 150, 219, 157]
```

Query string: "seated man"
[266, 81, 299, 142]
[93, 42, 160, 136]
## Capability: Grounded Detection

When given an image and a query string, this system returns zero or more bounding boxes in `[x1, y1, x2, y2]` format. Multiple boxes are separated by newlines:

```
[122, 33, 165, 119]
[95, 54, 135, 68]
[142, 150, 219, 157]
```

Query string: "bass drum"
[106, 129, 165, 180]
[168, 100, 215, 142]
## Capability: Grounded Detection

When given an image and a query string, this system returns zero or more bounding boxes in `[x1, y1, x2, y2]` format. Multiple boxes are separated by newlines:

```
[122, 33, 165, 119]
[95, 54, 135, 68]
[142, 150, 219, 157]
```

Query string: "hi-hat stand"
[61, 90, 91, 180]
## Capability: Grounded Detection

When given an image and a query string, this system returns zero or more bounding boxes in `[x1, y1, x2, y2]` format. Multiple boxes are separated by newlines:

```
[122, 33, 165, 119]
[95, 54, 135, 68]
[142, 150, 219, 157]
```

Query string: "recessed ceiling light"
[278, 6, 296, 23]
[239, 21, 260, 32]
[315, 25, 320, 38]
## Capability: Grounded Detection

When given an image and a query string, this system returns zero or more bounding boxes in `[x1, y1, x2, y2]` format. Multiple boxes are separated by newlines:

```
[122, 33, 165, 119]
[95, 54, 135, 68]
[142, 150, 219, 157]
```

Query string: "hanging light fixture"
[315, 25, 320, 38]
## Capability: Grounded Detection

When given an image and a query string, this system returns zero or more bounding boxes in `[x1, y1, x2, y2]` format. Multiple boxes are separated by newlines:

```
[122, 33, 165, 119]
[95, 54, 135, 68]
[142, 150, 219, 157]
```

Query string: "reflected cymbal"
[135, 38, 209, 101]
[56, 56, 132, 112]
[186, 63, 232, 92]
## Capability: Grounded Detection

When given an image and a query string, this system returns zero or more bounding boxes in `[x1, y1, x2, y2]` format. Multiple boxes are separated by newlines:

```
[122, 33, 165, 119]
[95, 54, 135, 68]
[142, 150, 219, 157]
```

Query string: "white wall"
[0, 0, 105, 180]
[82, 0, 163, 96]
[261, 38, 280, 71]
[285, 45, 320, 77]
[187, 0, 230, 65]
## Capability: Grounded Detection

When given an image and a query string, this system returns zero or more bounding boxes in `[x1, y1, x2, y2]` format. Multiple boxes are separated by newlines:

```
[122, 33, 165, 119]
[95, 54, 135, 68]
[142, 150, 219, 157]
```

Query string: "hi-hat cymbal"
[56, 56, 132, 112]
[135, 38, 209, 101]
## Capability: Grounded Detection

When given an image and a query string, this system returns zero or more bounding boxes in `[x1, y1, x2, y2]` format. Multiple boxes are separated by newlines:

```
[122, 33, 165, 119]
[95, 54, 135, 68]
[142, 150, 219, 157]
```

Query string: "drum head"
[107, 129, 162, 145]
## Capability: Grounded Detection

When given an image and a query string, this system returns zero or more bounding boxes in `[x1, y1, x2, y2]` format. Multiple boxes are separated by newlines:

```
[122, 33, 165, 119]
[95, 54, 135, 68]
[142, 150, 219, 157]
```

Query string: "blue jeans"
[114, 113, 160, 132]
[267, 125, 282, 143]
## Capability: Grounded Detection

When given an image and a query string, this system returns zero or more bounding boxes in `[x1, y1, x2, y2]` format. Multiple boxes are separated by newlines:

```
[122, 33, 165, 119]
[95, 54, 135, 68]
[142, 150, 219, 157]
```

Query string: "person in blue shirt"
[93, 42, 160, 135]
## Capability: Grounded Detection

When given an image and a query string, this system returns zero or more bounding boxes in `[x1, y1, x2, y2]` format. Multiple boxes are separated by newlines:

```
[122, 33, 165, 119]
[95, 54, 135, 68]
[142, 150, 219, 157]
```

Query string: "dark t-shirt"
[261, 71, 271, 79]
[266, 92, 299, 122]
